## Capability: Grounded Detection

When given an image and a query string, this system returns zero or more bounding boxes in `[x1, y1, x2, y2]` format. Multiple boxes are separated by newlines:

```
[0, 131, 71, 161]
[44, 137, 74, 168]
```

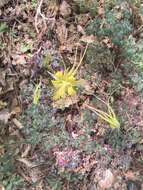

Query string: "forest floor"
[0, 0, 143, 190]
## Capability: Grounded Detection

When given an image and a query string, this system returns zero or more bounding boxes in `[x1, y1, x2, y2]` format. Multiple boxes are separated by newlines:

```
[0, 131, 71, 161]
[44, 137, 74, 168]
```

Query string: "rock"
[98, 169, 115, 189]
[127, 180, 142, 190]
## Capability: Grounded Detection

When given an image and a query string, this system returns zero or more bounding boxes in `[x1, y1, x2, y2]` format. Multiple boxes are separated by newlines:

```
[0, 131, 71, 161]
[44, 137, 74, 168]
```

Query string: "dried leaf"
[80, 35, 96, 43]
[0, 0, 10, 7]
[102, 37, 113, 48]
[17, 158, 34, 168]
[124, 170, 136, 179]
[21, 144, 31, 158]
[0, 70, 6, 87]
[0, 110, 11, 124]
[52, 95, 79, 109]
[0, 184, 5, 190]
[56, 19, 68, 44]
[59, 1, 71, 18]
[97, 6, 104, 16]
[11, 106, 22, 115]
[0, 146, 4, 156]
[80, 79, 94, 95]
[77, 25, 85, 35]
[11, 54, 27, 65]
[12, 118, 24, 129]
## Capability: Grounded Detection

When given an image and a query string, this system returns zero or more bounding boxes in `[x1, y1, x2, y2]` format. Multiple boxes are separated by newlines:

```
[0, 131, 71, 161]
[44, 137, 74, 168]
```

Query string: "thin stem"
[73, 43, 89, 74]
[47, 71, 57, 79]
[71, 45, 78, 72]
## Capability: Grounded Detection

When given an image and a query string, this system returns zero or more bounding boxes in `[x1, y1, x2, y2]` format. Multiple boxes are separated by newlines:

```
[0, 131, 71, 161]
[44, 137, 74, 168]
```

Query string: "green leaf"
[0, 23, 9, 33]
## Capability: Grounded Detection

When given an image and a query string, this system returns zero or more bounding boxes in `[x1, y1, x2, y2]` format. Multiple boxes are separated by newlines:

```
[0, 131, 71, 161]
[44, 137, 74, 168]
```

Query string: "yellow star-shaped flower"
[51, 43, 89, 100]
[52, 69, 79, 100]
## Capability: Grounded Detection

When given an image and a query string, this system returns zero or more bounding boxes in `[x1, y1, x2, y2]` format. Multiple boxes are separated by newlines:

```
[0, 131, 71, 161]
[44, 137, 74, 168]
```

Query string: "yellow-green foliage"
[42, 51, 52, 68]
[33, 82, 41, 105]
[85, 98, 120, 129]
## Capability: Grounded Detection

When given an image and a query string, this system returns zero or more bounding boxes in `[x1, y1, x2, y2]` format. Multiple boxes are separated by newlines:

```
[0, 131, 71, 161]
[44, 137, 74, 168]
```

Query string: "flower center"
[62, 80, 71, 87]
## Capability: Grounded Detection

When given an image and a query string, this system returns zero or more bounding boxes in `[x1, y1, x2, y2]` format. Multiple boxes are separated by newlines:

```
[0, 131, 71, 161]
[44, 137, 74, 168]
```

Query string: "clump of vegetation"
[74, 0, 98, 16]
[85, 42, 115, 72]
[123, 35, 143, 69]
[86, 1, 133, 46]
[33, 82, 41, 104]
[121, 34, 143, 92]
[85, 98, 120, 129]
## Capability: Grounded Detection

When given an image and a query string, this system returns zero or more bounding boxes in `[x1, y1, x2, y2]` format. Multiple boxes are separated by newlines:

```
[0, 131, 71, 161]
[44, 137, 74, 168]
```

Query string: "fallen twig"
[35, 0, 56, 33]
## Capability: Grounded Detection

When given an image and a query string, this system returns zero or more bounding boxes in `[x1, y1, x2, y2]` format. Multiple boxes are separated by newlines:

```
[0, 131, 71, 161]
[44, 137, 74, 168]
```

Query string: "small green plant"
[2, 175, 24, 190]
[31, 0, 38, 8]
[85, 97, 120, 129]
[42, 51, 52, 68]
[33, 82, 41, 105]
[122, 35, 143, 92]
[0, 42, 6, 50]
[74, 0, 98, 16]
[0, 23, 9, 33]
[123, 35, 143, 69]
[85, 42, 115, 72]
[20, 44, 33, 53]
[131, 72, 143, 93]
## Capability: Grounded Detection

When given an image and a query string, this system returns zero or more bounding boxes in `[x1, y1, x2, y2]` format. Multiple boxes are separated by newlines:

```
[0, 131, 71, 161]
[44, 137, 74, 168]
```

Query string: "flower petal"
[67, 86, 76, 96]
[52, 80, 62, 88]
[52, 70, 79, 100]
[55, 71, 63, 79]
[53, 86, 66, 100]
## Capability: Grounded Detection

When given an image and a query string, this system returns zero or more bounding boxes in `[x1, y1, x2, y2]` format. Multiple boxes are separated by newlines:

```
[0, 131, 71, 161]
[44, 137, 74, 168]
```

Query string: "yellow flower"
[51, 43, 89, 100]
[52, 69, 79, 100]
